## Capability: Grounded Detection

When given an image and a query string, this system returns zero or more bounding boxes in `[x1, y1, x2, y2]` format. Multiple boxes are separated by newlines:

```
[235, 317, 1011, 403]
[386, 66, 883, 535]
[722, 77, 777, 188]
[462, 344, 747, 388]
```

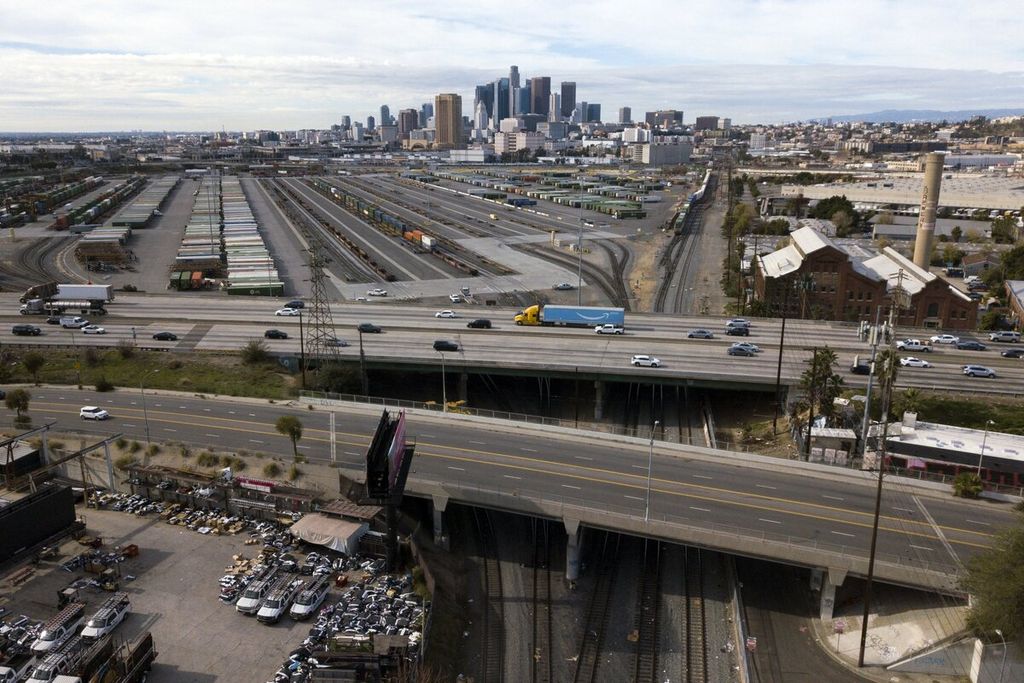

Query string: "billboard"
[387, 411, 407, 490]
[364, 410, 414, 500]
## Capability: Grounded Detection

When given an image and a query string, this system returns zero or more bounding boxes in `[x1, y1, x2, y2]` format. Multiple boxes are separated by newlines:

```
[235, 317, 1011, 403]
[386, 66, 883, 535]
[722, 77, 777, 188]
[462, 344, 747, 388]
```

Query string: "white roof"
[858, 248, 934, 296]
[758, 244, 804, 278]
[890, 421, 1024, 463]
[790, 226, 832, 256]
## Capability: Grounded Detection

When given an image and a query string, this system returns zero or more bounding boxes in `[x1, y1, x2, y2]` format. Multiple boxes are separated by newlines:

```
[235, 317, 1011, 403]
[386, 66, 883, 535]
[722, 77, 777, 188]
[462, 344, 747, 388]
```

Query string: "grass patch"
[196, 451, 218, 467]
[114, 454, 137, 470]
[287, 464, 301, 481]
[115, 437, 128, 451]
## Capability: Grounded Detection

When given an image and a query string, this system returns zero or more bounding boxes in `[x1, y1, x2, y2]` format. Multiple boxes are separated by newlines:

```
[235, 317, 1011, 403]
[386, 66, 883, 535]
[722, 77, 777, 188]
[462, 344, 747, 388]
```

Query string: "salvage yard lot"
[0, 505, 308, 683]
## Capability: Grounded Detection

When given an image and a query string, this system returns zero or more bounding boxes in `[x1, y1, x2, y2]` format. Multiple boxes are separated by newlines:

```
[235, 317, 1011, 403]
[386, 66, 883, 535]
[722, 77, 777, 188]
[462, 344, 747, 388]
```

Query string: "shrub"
[241, 339, 270, 365]
[287, 464, 301, 481]
[953, 472, 983, 499]
[13, 415, 32, 428]
[168, 359, 183, 370]
[231, 457, 247, 471]
[179, 445, 191, 458]
[83, 347, 101, 367]
[121, 283, 137, 292]
[49, 440, 65, 451]
[262, 462, 281, 478]
[235, 449, 249, 458]
[116, 340, 135, 359]
[114, 454, 137, 470]
[196, 451, 218, 467]
[146, 443, 160, 457]
[220, 454, 234, 467]
[95, 377, 115, 392]
[129, 441, 142, 454]
[115, 437, 128, 450]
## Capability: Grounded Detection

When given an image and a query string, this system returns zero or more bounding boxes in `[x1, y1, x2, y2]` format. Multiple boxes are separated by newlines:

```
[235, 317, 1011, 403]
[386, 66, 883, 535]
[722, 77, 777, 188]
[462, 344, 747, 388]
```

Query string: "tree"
[4, 388, 30, 417]
[991, 216, 1017, 244]
[800, 347, 844, 419]
[809, 195, 856, 221]
[893, 388, 922, 418]
[785, 195, 808, 218]
[951, 225, 963, 243]
[979, 311, 1005, 331]
[240, 339, 270, 365]
[275, 415, 303, 461]
[960, 511, 1024, 639]
[832, 210, 855, 237]
[22, 352, 46, 385]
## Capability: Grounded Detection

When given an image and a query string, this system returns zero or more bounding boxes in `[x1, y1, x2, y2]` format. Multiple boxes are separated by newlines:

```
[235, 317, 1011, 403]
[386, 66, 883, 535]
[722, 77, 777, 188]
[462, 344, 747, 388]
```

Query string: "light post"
[645, 420, 660, 521]
[576, 178, 584, 305]
[141, 369, 160, 444]
[438, 351, 448, 413]
[995, 629, 1006, 683]
[976, 419, 995, 477]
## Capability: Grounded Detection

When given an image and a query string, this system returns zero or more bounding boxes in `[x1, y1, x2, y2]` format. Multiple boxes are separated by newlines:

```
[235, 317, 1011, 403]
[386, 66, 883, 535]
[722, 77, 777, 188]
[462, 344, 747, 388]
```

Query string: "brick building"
[754, 227, 977, 329]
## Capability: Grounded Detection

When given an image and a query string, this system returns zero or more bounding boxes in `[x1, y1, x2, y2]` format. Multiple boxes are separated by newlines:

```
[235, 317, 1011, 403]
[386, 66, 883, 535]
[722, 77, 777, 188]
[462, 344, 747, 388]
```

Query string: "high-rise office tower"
[695, 116, 719, 131]
[493, 78, 510, 125]
[560, 82, 576, 119]
[618, 107, 631, 124]
[517, 83, 531, 115]
[419, 103, 434, 128]
[548, 93, 561, 122]
[380, 105, 391, 126]
[435, 93, 463, 149]
[509, 65, 520, 90]
[586, 103, 601, 123]
[351, 123, 363, 141]
[474, 84, 494, 123]
[529, 77, 551, 117]
[473, 101, 488, 131]
[340, 115, 351, 129]
[366, 115, 375, 131]
[398, 109, 419, 140]
[509, 65, 520, 116]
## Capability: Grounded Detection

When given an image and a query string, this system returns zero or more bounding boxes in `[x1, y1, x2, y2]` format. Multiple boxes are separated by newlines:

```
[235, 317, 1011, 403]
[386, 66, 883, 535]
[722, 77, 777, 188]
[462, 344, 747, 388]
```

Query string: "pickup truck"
[895, 339, 932, 352]
[594, 324, 625, 335]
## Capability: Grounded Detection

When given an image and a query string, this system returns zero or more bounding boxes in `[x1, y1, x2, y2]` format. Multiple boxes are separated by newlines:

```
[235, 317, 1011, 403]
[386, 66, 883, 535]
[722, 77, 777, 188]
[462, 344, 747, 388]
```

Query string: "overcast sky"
[1, 0, 1022, 132]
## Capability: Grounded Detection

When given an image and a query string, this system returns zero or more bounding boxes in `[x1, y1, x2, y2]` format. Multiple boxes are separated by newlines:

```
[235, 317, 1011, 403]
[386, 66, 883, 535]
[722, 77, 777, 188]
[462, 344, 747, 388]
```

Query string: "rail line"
[572, 532, 619, 683]
[685, 546, 708, 683]
[530, 518, 553, 683]
[517, 242, 628, 308]
[2, 237, 71, 292]
[633, 539, 662, 682]
[653, 175, 717, 313]
[474, 508, 505, 683]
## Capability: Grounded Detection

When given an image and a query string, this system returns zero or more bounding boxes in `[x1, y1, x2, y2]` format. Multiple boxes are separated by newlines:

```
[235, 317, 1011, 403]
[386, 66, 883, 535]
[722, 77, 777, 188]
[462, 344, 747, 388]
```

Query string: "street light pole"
[976, 419, 994, 477]
[995, 629, 1006, 683]
[645, 420, 660, 521]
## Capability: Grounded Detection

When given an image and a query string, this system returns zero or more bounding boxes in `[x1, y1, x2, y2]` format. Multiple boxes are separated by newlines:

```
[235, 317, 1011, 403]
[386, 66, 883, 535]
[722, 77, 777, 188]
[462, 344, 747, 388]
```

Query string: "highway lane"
[23, 389, 1015, 580]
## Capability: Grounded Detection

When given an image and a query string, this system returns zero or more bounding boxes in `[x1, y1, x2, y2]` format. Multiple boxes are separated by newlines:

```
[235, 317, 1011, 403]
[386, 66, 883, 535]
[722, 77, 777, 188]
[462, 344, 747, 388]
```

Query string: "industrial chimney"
[912, 153, 944, 268]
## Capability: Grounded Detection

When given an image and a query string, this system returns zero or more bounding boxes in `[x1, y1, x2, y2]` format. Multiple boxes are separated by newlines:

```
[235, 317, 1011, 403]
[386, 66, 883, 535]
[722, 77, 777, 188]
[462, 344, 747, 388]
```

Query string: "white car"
[435, 310, 458, 319]
[552, 282, 575, 291]
[82, 325, 106, 335]
[731, 342, 762, 353]
[900, 357, 932, 368]
[631, 354, 662, 368]
[595, 324, 625, 335]
[367, 288, 388, 297]
[930, 334, 959, 345]
[726, 318, 751, 328]
[80, 406, 110, 420]
[449, 293, 463, 303]
[275, 308, 300, 317]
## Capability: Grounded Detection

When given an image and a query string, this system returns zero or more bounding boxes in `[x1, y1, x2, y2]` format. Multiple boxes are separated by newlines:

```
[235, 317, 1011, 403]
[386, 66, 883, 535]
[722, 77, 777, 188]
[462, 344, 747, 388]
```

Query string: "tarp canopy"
[288, 513, 367, 554]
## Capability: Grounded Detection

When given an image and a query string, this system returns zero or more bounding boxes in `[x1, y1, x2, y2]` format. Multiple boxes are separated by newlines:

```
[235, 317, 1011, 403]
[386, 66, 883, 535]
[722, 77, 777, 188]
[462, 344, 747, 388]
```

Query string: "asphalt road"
[4, 294, 1023, 395]
[24, 388, 1015, 587]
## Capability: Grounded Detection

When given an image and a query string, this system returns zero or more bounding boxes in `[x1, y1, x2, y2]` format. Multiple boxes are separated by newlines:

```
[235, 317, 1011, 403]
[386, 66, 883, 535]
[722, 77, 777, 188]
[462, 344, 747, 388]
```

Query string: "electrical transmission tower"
[303, 239, 338, 386]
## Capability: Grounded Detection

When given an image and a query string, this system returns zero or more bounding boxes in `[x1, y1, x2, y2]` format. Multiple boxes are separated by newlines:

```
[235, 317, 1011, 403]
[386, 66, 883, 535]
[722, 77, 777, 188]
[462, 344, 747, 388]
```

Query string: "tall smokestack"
[912, 153, 944, 269]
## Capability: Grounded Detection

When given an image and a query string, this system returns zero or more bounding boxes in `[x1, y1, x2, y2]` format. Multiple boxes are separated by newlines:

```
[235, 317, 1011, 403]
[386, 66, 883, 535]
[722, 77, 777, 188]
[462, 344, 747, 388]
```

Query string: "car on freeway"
[82, 325, 106, 335]
[264, 329, 288, 339]
[962, 364, 996, 378]
[1001, 348, 1024, 358]
[285, 300, 305, 309]
[0, 390, 5, 400]
[896, 339, 932, 352]
[432, 340, 459, 352]
[325, 338, 349, 347]
[727, 346, 756, 357]
[357, 323, 382, 334]
[366, 288, 388, 297]
[275, 308, 301, 317]
[595, 324, 625, 335]
[956, 340, 987, 351]
[725, 326, 749, 337]
[12, 324, 41, 336]
[989, 331, 1021, 343]
[152, 332, 178, 341]
[930, 334, 959, 345]
[45, 315, 61, 325]
[726, 318, 751, 329]
[730, 342, 761, 353]
[80, 406, 110, 420]
[687, 329, 714, 339]
[630, 354, 661, 368]
[552, 282, 575, 291]
[900, 357, 932, 368]
[449, 294, 463, 303]
[466, 319, 492, 329]
[435, 310, 458, 319]
[850, 362, 871, 375]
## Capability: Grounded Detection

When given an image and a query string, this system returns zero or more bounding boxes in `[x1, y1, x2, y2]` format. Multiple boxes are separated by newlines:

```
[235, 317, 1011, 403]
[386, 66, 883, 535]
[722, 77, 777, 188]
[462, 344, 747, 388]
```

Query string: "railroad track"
[633, 539, 662, 683]
[572, 532, 619, 683]
[593, 240, 633, 309]
[474, 508, 504, 683]
[531, 518, 553, 683]
[1, 237, 71, 292]
[685, 547, 708, 683]
[517, 242, 629, 309]
[653, 176, 717, 313]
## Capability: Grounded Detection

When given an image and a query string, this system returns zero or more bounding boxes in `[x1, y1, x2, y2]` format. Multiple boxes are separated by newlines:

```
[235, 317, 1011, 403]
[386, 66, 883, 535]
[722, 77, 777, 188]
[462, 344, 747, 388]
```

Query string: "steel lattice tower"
[302, 241, 338, 384]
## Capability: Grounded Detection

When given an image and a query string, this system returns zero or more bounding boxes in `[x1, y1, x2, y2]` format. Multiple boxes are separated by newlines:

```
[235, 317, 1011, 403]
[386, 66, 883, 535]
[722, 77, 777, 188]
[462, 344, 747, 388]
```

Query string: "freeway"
[22, 387, 1017, 591]
[3, 294, 1024, 395]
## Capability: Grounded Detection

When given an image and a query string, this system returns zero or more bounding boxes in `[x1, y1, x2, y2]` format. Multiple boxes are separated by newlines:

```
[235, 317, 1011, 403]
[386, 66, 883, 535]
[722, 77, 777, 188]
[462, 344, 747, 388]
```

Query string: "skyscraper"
[379, 105, 392, 127]
[493, 78, 510, 125]
[586, 103, 601, 123]
[548, 93, 561, 122]
[560, 82, 576, 119]
[695, 116, 719, 131]
[529, 77, 551, 117]
[435, 93, 463, 149]
[509, 66, 520, 117]
[618, 107, 632, 124]
[517, 82, 531, 116]
[340, 115, 351, 129]
[398, 109, 418, 140]
[473, 101, 488, 131]
[474, 84, 494, 123]
[366, 115, 375, 131]
[419, 103, 434, 128]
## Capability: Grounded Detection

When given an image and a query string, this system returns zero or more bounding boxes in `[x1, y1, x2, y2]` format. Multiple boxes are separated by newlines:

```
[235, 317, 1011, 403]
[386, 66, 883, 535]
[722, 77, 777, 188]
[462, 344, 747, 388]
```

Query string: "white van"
[235, 570, 278, 615]
[81, 593, 129, 640]
[257, 578, 303, 624]
[289, 575, 330, 621]
[31, 604, 84, 655]
[59, 316, 87, 329]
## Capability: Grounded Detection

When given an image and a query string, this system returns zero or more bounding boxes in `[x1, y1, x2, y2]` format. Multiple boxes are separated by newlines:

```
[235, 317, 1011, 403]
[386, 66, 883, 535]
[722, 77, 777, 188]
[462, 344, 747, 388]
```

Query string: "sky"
[1, 0, 1022, 132]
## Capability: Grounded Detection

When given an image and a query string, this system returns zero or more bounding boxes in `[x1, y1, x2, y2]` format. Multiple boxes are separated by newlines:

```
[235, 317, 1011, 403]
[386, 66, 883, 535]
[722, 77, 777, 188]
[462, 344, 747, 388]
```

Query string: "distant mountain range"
[825, 108, 1024, 124]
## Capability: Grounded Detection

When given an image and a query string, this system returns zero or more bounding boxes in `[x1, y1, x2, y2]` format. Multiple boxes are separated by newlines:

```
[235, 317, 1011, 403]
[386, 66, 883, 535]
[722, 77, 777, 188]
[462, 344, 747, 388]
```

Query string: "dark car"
[1001, 348, 1024, 358]
[285, 300, 305, 309]
[433, 340, 459, 352]
[264, 329, 288, 339]
[326, 338, 349, 347]
[152, 331, 178, 341]
[956, 340, 987, 351]
[727, 346, 755, 356]
[850, 363, 871, 375]
[466, 319, 492, 329]
[688, 329, 714, 339]
[357, 323, 381, 334]
[12, 324, 41, 336]
[45, 315, 61, 325]
[725, 326, 749, 337]
[0, 390, 5, 400]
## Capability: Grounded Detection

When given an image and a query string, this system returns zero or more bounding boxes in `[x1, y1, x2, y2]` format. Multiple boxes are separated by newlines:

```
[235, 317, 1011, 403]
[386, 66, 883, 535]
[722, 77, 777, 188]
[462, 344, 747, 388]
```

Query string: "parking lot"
[0, 504, 313, 682]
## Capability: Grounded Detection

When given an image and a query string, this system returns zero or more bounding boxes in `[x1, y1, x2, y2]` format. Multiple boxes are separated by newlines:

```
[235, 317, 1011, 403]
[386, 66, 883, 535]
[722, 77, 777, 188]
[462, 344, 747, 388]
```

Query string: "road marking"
[344, 451, 360, 456]
[469, 440, 487, 445]
[163, 428, 176, 432]
[298, 445, 310, 450]
[122, 423, 136, 427]
[503, 475, 521, 480]
[755, 484, 777, 490]
[520, 447, 538, 452]
[205, 433, 219, 438]
[179, 406, 187, 409]
[249, 439, 264, 444]
[623, 495, 644, 501]
[966, 519, 990, 526]
[822, 495, 845, 501]
[690, 506, 711, 512]
[447, 466, 465, 471]
[758, 518, 781, 524]
[893, 506, 915, 513]
[249, 413, 256, 417]
[419, 433, 435, 438]
[562, 484, 581, 490]
[228, 411, 236, 414]
[632, 465, 648, 470]
[154, 404, 162, 407]
[831, 531, 855, 538]
[203, 408, 211, 412]
[909, 544, 934, 552]
[574, 455, 592, 461]
[693, 474, 713, 480]
[129, 401, 137, 406]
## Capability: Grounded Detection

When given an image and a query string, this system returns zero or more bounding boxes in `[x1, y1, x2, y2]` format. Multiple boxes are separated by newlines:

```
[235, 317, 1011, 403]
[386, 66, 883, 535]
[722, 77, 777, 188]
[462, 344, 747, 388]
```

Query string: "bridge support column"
[431, 494, 449, 550]
[564, 517, 582, 586]
[814, 567, 848, 621]
[458, 373, 468, 403]
[593, 381, 604, 421]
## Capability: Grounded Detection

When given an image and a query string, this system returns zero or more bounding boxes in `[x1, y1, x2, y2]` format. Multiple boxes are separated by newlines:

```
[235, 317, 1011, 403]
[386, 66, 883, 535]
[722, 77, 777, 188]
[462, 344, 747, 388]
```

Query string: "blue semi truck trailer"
[513, 304, 626, 327]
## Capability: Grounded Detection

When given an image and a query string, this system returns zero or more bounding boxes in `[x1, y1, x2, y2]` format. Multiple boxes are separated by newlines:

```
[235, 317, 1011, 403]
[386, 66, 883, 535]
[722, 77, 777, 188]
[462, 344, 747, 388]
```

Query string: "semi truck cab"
[514, 305, 541, 325]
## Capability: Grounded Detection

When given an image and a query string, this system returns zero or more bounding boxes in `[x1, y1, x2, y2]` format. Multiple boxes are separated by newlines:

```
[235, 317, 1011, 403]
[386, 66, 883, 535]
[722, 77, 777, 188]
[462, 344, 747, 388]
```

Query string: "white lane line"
[693, 474, 713, 480]
[419, 433, 435, 438]
[520, 447, 538, 452]
[228, 411, 236, 415]
[129, 401, 137, 406]
[447, 466, 465, 471]
[503, 475, 521, 480]
[203, 408, 211, 412]
[163, 428, 177, 432]
[248, 413, 256, 417]
[344, 451, 360, 456]
[249, 439, 264, 444]
[966, 519, 990, 526]
[755, 484, 777, 490]
[574, 455, 593, 461]
[831, 531, 855, 538]
[205, 433, 219, 438]
[690, 506, 711, 512]
[298, 445, 310, 450]
[909, 544, 934, 552]
[624, 495, 644, 501]
[562, 484, 581, 490]
[632, 465, 648, 470]
[893, 506, 915, 513]
[179, 405, 187, 409]
[822, 495, 845, 501]
[153, 403, 162, 407]
[758, 518, 781, 524]
[469, 440, 487, 445]
[122, 423, 137, 427]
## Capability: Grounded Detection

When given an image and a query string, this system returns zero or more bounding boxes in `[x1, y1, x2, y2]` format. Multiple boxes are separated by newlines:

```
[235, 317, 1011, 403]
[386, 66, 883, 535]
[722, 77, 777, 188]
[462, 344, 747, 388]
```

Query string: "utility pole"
[772, 283, 792, 434]
[804, 346, 819, 461]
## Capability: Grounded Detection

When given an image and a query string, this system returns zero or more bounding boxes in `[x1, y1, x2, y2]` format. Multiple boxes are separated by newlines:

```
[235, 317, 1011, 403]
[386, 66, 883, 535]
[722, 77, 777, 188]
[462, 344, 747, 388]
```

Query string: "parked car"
[687, 329, 714, 339]
[956, 340, 987, 351]
[900, 357, 932, 368]
[466, 319, 492, 329]
[728, 346, 756, 357]
[366, 288, 388, 297]
[358, 323, 382, 334]
[1001, 348, 1024, 358]
[930, 334, 959, 345]
[552, 282, 575, 291]
[730, 342, 761, 353]
[80, 406, 110, 420]
[264, 329, 288, 339]
[152, 332, 178, 341]
[435, 310, 458, 319]
[82, 325, 106, 335]
[275, 308, 301, 317]
[725, 326, 749, 337]
[595, 324, 625, 335]
[11, 324, 41, 336]
[989, 331, 1021, 343]
[432, 340, 459, 352]
[630, 354, 661, 368]
[962, 364, 996, 378]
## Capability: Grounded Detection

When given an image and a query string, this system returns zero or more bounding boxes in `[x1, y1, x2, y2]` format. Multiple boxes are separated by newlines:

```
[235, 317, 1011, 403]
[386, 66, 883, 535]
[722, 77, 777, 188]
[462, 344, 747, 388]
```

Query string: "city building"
[340, 115, 351, 129]
[398, 109, 419, 140]
[695, 116, 720, 131]
[645, 110, 684, 128]
[586, 103, 601, 123]
[718, 118, 732, 131]
[499, 117, 521, 133]
[379, 105, 392, 126]
[378, 125, 398, 144]
[618, 107, 632, 124]
[494, 131, 544, 156]
[537, 121, 567, 139]
[548, 93, 561, 122]
[560, 82, 576, 119]
[474, 84, 494, 124]
[434, 93, 463, 149]
[1006, 281, 1024, 325]
[631, 141, 692, 166]
[366, 115, 375, 131]
[492, 78, 511, 126]
[419, 103, 433, 128]
[749, 132, 770, 150]
[350, 123, 363, 141]
[516, 83, 531, 116]
[529, 77, 551, 118]
[753, 226, 977, 328]
[473, 101, 489, 133]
